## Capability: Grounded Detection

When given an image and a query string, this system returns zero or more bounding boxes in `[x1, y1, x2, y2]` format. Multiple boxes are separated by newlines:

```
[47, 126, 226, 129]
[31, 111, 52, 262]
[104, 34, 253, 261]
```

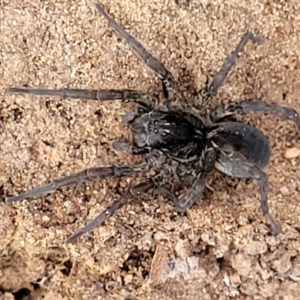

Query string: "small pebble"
[124, 274, 133, 285]
[285, 147, 300, 159]
[42, 215, 50, 222]
[280, 186, 289, 195]
[27, 237, 37, 245]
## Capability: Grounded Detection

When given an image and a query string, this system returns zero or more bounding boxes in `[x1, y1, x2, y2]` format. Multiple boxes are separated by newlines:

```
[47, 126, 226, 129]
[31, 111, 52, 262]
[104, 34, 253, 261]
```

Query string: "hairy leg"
[66, 179, 154, 243]
[160, 146, 217, 212]
[194, 31, 262, 108]
[8, 87, 157, 110]
[112, 140, 150, 155]
[210, 100, 300, 128]
[67, 161, 172, 243]
[95, 3, 179, 105]
[5, 160, 155, 204]
[215, 151, 282, 234]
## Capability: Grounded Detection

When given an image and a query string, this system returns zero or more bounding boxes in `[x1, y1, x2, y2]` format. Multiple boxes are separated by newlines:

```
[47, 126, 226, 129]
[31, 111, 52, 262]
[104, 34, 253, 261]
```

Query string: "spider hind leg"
[215, 152, 282, 235]
[211, 100, 300, 129]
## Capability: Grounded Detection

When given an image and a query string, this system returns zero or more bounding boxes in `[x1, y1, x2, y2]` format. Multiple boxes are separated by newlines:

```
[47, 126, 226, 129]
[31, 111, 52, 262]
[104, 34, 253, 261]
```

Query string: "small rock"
[231, 253, 253, 277]
[149, 244, 168, 287]
[273, 252, 292, 274]
[27, 236, 37, 245]
[174, 239, 189, 257]
[291, 256, 300, 277]
[42, 215, 50, 222]
[284, 147, 300, 159]
[240, 279, 258, 296]
[280, 186, 289, 195]
[224, 271, 241, 287]
[153, 231, 168, 242]
[124, 273, 133, 285]
[243, 241, 268, 255]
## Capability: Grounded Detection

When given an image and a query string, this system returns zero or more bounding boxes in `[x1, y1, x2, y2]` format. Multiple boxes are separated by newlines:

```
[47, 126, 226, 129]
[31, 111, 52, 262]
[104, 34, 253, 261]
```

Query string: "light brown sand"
[1, 0, 300, 299]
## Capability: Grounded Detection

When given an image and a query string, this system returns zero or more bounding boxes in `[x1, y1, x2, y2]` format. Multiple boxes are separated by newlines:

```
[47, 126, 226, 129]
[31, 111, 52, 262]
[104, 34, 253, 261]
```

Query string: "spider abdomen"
[212, 121, 270, 171]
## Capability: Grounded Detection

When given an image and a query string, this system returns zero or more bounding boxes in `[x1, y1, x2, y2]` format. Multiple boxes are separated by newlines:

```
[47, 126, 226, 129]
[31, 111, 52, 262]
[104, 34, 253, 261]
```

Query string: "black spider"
[5, 3, 300, 244]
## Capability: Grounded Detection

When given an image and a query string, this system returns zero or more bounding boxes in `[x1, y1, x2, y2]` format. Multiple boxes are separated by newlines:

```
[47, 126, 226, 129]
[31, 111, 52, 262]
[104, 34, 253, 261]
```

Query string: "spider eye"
[162, 131, 167, 136]
[149, 121, 154, 132]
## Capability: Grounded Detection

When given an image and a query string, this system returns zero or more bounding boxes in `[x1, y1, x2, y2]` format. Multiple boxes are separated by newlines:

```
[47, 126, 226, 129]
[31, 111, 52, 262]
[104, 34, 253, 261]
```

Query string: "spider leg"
[5, 160, 154, 204]
[66, 179, 154, 244]
[194, 31, 262, 108]
[8, 87, 157, 110]
[121, 106, 150, 125]
[112, 140, 150, 155]
[160, 146, 217, 212]
[67, 159, 171, 243]
[94, 2, 179, 105]
[215, 151, 282, 234]
[210, 100, 300, 128]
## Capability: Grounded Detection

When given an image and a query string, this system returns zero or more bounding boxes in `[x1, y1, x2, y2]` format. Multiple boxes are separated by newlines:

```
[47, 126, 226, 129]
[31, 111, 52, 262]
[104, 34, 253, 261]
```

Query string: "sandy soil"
[1, 0, 300, 299]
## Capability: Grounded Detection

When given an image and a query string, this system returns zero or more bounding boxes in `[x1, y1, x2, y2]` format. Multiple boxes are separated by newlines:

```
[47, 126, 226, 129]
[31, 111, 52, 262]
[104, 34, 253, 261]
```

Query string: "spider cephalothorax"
[132, 109, 207, 161]
[5, 2, 300, 244]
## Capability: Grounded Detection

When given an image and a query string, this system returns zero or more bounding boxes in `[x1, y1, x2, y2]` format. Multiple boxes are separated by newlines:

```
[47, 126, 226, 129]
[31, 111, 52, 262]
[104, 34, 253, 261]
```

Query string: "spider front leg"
[95, 3, 179, 106]
[5, 159, 156, 204]
[210, 100, 300, 129]
[194, 31, 262, 108]
[112, 140, 150, 155]
[67, 159, 172, 243]
[8, 87, 157, 110]
[66, 179, 154, 244]
[159, 146, 217, 212]
[215, 151, 282, 234]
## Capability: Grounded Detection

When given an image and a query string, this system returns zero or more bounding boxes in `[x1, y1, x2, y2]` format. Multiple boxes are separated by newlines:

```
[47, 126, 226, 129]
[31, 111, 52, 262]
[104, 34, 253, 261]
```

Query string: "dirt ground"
[1, 0, 300, 299]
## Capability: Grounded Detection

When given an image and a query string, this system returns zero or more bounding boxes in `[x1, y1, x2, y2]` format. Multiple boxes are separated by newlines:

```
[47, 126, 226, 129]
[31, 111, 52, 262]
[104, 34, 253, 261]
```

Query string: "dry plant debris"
[1, 0, 300, 299]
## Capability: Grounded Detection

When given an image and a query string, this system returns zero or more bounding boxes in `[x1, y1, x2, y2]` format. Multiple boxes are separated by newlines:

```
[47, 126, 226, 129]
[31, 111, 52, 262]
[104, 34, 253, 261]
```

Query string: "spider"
[5, 2, 300, 244]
